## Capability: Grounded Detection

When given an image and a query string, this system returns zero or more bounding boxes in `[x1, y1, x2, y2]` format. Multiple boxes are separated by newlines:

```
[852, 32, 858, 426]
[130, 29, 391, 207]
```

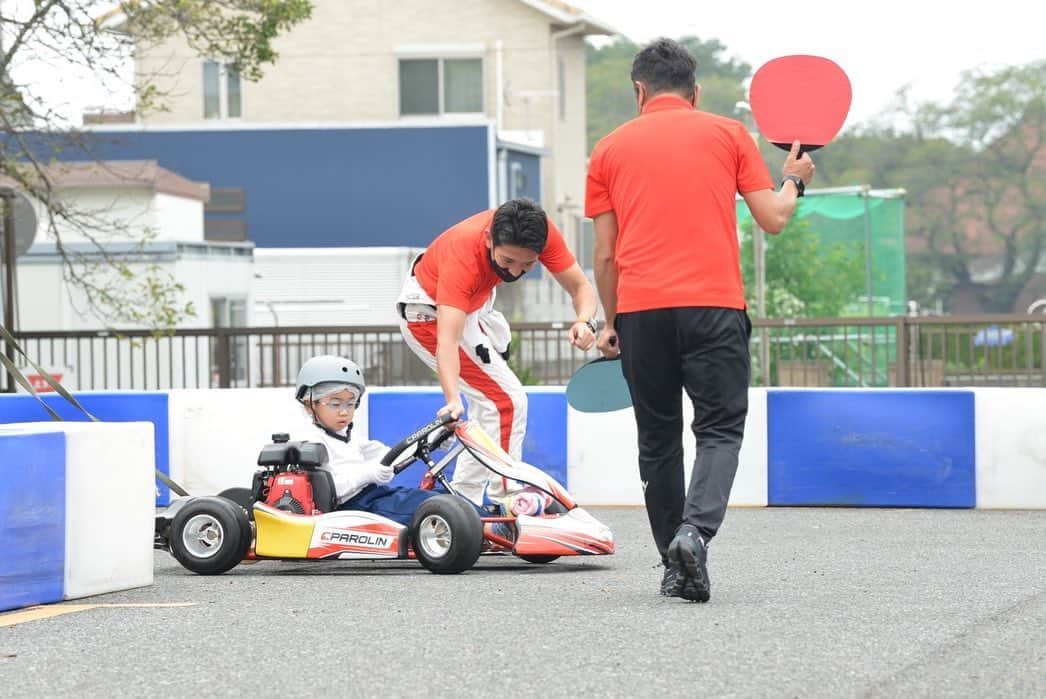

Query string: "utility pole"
[1, 193, 16, 392]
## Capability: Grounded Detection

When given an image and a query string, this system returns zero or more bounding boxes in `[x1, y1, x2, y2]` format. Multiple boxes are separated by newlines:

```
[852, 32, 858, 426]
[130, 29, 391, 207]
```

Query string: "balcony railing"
[4, 315, 1044, 392]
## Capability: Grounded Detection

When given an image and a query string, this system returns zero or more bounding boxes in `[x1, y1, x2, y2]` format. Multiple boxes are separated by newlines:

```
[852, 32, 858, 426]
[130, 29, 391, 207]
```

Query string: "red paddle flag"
[749, 55, 852, 155]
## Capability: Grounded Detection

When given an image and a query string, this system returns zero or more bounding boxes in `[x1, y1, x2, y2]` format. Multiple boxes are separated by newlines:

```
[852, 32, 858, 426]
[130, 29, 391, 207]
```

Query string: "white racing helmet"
[295, 355, 366, 407]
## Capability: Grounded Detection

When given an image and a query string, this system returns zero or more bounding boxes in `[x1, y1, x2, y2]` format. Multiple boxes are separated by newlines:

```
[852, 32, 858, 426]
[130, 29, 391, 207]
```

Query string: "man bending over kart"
[396, 198, 599, 506]
[295, 355, 547, 525]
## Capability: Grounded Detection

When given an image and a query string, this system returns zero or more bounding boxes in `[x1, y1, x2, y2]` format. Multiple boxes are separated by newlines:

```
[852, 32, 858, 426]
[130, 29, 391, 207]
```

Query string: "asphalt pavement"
[1, 507, 1043, 698]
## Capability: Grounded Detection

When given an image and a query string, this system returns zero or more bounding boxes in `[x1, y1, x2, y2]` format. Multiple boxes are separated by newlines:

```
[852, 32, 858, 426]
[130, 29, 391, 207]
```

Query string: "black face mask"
[488, 248, 525, 283]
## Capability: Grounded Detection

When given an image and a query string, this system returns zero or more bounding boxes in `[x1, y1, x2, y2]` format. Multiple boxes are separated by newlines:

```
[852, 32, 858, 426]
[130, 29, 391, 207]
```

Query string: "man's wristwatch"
[575, 318, 598, 334]
[782, 175, 805, 197]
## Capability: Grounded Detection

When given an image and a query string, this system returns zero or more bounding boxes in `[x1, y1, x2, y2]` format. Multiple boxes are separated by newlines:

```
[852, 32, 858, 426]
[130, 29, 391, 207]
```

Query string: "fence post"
[894, 316, 908, 387]
[215, 329, 231, 388]
[271, 333, 281, 387]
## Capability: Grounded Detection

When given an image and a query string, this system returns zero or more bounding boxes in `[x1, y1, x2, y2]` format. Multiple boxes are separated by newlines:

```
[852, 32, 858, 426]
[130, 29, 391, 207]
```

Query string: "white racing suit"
[396, 260, 526, 505]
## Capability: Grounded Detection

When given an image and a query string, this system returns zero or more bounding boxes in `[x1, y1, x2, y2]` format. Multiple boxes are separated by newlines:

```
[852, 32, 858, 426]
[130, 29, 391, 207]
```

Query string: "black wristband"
[782, 175, 805, 197]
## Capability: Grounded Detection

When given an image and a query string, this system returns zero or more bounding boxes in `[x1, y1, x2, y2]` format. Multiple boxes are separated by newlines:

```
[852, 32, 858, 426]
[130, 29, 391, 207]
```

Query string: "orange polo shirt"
[414, 210, 575, 313]
[584, 94, 773, 313]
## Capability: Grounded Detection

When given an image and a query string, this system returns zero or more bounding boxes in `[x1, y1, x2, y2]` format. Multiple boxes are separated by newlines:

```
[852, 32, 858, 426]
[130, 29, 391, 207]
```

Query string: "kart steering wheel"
[381, 413, 458, 474]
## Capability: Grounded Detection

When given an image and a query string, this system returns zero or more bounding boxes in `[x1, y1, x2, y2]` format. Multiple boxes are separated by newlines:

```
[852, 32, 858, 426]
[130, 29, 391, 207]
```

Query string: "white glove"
[365, 461, 394, 485]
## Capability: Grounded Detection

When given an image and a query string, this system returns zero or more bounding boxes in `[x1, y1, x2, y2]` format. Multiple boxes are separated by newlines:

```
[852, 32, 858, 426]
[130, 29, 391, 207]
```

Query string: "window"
[204, 219, 247, 242]
[205, 188, 246, 213]
[211, 297, 247, 328]
[211, 297, 248, 385]
[510, 162, 527, 199]
[399, 58, 483, 116]
[203, 61, 242, 119]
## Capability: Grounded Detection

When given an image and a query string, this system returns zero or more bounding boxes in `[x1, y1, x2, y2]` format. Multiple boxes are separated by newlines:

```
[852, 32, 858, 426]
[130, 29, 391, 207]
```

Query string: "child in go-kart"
[295, 355, 546, 526]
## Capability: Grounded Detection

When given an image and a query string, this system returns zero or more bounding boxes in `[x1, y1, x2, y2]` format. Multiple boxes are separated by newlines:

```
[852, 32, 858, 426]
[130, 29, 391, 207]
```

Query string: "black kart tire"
[170, 497, 251, 575]
[444, 494, 487, 546]
[217, 487, 254, 511]
[410, 495, 483, 574]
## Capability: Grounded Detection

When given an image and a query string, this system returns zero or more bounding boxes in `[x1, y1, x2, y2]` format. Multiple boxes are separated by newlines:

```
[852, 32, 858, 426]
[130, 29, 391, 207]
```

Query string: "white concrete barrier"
[973, 388, 1046, 509]
[2, 421, 155, 600]
[167, 388, 371, 496]
[567, 388, 768, 507]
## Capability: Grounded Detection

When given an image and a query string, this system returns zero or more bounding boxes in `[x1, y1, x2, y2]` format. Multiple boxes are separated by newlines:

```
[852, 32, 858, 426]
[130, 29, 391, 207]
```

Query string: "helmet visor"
[309, 381, 361, 403]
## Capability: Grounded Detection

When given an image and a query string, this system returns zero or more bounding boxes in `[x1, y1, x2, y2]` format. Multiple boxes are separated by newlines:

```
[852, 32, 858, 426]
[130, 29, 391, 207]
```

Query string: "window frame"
[396, 45, 485, 119]
[202, 60, 244, 120]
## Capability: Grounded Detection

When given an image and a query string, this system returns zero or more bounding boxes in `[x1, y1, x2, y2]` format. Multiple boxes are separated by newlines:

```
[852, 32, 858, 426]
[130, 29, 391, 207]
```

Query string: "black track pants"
[616, 307, 751, 563]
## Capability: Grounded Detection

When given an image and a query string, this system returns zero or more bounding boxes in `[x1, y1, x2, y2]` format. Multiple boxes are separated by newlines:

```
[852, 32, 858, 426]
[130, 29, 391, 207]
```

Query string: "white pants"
[397, 301, 526, 505]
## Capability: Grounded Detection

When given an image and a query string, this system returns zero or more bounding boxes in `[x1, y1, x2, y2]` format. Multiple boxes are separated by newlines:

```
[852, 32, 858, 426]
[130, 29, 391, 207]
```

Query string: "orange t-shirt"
[414, 209, 576, 313]
[584, 94, 773, 313]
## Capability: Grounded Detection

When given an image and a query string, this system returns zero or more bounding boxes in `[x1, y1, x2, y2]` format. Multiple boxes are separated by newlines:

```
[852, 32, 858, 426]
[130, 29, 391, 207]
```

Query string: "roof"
[1, 160, 210, 202]
[515, 0, 617, 35]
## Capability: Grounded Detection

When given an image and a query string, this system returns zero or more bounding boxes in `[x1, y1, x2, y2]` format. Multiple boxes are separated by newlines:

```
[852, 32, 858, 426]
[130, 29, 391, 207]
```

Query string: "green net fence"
[737, 187, 907, 387]
[736, 187, 907, 316]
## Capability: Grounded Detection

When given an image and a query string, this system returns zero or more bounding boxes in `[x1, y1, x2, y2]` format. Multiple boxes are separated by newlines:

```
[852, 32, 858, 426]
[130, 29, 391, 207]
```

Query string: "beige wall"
[138, 1, 556, 124]
[133, 0, 597, 246]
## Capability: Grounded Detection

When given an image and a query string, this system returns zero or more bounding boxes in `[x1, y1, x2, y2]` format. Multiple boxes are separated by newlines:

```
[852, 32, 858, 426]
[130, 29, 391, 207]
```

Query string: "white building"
[14, 160, 254, 332]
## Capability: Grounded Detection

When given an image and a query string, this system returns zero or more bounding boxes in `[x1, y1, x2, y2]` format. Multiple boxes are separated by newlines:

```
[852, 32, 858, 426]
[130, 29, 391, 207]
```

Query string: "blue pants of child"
[340, 485, 483, 526]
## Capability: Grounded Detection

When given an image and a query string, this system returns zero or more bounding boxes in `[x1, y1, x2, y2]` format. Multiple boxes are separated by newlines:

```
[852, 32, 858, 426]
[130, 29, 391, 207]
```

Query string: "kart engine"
[262, 471, 318, 516]
[252, 435, 336, 515]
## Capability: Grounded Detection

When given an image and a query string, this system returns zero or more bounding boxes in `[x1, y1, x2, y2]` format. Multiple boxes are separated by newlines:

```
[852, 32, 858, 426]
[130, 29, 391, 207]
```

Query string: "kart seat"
[309, 469, 337, 513]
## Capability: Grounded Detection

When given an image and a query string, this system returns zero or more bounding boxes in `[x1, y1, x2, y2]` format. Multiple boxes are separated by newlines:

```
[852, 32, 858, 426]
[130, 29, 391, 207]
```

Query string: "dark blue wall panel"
[519, 391, 567, 487]
[767, 390, 976, 507]
[367, 390, 568, 494]
[30, 126, 490, 248]
[0, 393, 171, 505]
[0, 431, 66, 611]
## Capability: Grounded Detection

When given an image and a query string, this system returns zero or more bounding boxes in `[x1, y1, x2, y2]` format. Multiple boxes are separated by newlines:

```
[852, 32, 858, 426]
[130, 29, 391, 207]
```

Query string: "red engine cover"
[264, 472, 317, 515]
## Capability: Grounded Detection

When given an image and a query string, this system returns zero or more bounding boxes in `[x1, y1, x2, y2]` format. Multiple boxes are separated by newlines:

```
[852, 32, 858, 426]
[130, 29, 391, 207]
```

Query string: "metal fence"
[4, 315, 1045, 393]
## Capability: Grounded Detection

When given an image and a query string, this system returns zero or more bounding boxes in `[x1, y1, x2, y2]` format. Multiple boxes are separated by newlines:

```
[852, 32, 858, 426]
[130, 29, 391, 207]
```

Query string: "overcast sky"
[571, 0, 1045, 129]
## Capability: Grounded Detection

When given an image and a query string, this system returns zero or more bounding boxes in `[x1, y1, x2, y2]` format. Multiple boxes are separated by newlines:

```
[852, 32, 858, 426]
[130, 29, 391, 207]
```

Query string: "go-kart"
[155, 414, 614, 575]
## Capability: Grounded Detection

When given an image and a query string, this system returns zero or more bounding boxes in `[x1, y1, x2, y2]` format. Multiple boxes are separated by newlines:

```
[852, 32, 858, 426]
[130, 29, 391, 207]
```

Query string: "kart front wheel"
[410, 495, 482, 574]
[170, 497, 251, 575]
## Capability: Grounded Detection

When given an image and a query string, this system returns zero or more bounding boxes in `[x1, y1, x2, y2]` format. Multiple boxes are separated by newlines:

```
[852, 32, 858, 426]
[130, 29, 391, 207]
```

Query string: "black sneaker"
[659, 563, 683, 596]
[666, 524, 710, 603]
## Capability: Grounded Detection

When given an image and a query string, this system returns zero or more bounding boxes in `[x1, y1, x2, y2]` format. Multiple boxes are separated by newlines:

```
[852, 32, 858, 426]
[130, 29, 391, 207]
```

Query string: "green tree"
[911, 61, 1046, 312]
[586, 36, 751, 151]
[1, 0, 312, 329]
[740, 217, 866, 318]
[791, 62, 1045, 312]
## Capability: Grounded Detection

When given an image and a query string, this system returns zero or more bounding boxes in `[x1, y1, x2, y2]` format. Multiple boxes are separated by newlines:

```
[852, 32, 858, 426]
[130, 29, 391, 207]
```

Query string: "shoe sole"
[667, 538, 710, 603]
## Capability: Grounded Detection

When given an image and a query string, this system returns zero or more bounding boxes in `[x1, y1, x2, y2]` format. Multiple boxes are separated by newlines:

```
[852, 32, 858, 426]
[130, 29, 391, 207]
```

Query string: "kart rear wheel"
[170, 497, 251, 575]
[410, 495, 482, 574]
[517, 554, 560, 564]
[217, 487, 253, 511]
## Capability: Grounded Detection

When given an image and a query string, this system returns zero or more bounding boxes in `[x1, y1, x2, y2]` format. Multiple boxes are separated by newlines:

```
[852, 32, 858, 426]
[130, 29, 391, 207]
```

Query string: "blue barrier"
[368, 390, 569, 490]
[368, 391, 452, 488]
[0, 393, 171, 505]
[767, 390, 976, 507]
[0, 431, 66, 611]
